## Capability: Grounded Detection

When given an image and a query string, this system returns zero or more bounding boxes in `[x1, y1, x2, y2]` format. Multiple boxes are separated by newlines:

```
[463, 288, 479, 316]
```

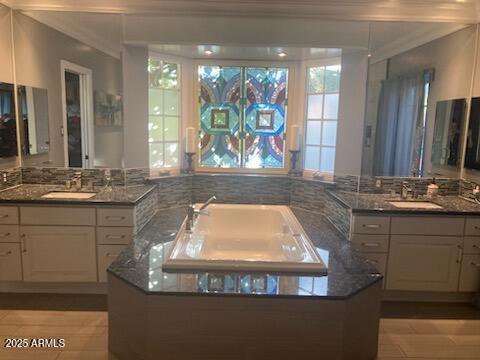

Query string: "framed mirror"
[0, 82, 18, 158]
[431, 98, 466, 167]
[464, 97, 480, 170]
[17, 85, 50, 156]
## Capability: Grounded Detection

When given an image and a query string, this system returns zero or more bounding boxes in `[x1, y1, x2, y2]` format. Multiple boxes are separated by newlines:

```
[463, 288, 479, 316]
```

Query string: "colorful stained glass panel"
[244, 67, 288, 169]
[199, 66, 241, 168]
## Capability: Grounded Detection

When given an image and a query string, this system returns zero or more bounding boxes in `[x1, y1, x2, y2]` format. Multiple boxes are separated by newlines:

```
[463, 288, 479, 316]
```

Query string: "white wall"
[0, 5, 18, 169]
[122, 45, 149, 168]
[387, 25, 477, 178]
[13, 11, 123, 167]
[335, 50, 369, 176]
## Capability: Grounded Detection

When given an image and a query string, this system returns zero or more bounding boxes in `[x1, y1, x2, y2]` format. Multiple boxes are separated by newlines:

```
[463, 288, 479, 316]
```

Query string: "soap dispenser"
[426, 178, 439, 198]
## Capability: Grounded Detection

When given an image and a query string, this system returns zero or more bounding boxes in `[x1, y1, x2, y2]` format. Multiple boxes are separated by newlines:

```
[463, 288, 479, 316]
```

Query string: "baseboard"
[0, 281, 107, 294]
[382, 290, 476, 303]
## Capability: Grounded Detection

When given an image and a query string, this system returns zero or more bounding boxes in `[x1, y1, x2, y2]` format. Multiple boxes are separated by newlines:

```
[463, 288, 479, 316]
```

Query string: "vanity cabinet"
[20, 226, 96, 282]
[387, 235, 462, 291]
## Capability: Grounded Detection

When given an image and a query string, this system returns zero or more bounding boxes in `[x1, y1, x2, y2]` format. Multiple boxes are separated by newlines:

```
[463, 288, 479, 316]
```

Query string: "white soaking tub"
[163, 204, 327, 274]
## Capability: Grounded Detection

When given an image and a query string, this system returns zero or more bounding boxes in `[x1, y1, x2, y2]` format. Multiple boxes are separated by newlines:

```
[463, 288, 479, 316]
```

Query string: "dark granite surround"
[0, 184, 156, 206]
[108, 206, 381, 298]
[328, 190, 480, 215]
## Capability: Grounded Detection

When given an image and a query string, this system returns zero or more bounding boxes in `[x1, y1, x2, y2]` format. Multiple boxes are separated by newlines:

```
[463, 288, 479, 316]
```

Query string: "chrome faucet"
[71, 171, 82, 191]
[185, 196, 216, 231]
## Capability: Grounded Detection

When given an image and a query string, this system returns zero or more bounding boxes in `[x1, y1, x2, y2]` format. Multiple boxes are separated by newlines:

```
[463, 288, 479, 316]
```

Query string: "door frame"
[60, 60, 94, 168]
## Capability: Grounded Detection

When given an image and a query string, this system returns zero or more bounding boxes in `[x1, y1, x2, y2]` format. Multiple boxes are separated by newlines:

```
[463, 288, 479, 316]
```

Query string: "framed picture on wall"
[94, 91, 122, 127]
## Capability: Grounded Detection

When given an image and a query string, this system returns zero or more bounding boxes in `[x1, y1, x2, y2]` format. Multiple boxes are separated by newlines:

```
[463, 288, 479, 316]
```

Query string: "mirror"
[17, 85, 50, 156]
[0, 82, 18, 158]
[464, 97, 480, 170]
[431, 98, 466, 167]
[362, 24, 477, 178]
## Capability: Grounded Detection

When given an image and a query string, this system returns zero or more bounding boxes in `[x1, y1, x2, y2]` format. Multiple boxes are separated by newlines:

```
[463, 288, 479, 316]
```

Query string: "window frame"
[148, 55, 182, 173]
[193, 59, 295, 175]
[302, 58, 342, 178]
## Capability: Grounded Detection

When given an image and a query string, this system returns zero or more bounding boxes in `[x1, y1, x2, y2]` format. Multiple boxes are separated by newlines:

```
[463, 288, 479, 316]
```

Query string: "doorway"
[61, 60, 94, 168]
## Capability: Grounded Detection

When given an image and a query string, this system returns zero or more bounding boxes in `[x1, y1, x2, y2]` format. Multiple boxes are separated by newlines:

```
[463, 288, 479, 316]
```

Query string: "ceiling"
[149, 45, 342, 61]
[1, 0, 480, 23]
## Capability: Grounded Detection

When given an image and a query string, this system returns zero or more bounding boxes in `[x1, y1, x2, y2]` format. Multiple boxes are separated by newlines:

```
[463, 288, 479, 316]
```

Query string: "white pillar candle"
[289, 125, 301, 151]
[185, 127, 196, 153]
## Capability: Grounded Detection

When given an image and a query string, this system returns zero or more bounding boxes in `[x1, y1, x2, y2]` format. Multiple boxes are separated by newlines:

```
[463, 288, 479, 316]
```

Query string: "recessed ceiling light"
[278, 52, 287, 58]
[204, 50, 213, 55]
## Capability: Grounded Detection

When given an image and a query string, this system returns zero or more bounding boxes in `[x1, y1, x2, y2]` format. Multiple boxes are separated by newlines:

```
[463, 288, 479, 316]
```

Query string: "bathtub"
[163, 204, 327, 274]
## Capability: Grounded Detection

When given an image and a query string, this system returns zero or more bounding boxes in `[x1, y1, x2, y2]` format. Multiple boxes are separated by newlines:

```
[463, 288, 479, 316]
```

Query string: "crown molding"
[21, 10, 121, 59]
[2, 0, 479, 23]
[369, 24, 469, 64]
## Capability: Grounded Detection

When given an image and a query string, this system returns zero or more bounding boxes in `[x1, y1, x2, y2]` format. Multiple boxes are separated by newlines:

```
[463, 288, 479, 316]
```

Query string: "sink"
[387, 201, 443, 209]
[41, 191, 97, 199]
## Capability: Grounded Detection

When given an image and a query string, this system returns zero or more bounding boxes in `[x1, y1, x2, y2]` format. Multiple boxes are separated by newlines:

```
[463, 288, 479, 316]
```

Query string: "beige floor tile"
[380, 319, 415, 334]
[57, 350, 108, 360]
[449, 334, 480, 346]
[1, 311, 86, 327]
[0, 349, 60, 360]
[13, 325, 107, 337]
[409, 319, 480, 335]
[0, 324, 21, 335]
[399, 342, 480, 358]
[377, 344, 405, 357]
[62, 335, 108, 351]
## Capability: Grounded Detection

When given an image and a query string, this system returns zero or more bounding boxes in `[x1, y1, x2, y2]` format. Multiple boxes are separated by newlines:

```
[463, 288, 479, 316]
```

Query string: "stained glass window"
[148, 59, 180, 169]
[304, 64, 341, 173]
[198, 66, 288, 169]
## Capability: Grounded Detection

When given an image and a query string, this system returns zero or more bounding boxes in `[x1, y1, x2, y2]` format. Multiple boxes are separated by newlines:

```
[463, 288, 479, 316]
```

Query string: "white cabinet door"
[20, 226, 97, 282]
[459, 254, 480, 292]
[97, 245, 127, 282]
[0, 243, 22, 281]
[387, 235, 462, 291]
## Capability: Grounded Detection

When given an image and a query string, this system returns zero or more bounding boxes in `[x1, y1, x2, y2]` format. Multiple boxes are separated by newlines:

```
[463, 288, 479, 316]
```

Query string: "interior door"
[64, 71, 84, 167]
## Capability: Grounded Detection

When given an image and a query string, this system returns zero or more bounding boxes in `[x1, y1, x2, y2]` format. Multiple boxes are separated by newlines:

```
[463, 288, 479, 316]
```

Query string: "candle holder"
[288, 150, 302, 177]
[182, 152, 196, 174]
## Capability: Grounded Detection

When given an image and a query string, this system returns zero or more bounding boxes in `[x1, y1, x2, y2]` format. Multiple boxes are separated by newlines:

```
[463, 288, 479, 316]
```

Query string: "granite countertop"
[108, 206, 382, 299]
[0, 184, 156, 206]
[328, 190, 480, 215]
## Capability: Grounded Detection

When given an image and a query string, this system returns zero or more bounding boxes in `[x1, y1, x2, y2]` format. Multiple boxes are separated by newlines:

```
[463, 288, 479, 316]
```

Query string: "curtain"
[373, 73, 425, 176]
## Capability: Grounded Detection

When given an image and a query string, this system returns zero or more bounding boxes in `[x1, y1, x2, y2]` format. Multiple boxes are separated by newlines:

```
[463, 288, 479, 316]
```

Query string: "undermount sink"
[41, 191, 97, 199]
[387, 201, 443, 209]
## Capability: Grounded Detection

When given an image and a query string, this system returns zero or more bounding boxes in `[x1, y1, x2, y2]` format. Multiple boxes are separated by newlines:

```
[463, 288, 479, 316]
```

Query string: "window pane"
[164, 90, 179, 116]
[148, 116, 163, 142]
[308, 67, 324, 93]
[307, 94, 323, 119]
[320, 147, 335, 173]
[325, 65, 341, 92]
[306, 121, 321, 145]
[148, 59, 162, 89]
[324, 93, 339, 119]
[164, 142, 179, 167]
[322, 121, 337, 146]
[148, 89, 163, 115]
[162, 63, 178, 89]
[304, 146, 320, 170]
[149, 143, 164, 168]
[164, 116, 179, 141]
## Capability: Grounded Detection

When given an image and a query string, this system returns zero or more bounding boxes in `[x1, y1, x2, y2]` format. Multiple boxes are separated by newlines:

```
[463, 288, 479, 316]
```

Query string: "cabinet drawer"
[97, 227, 133, 245]
[0, 243, 22, 281]
[459, 254, 480, 292]
[0, 225, 19, 243]
[97, 245, 127, 282]
[351, 234, 389, 253]
[97, 208, 134, 227]
[352, 216, 390, 234]
[0, 206, 18, 224]
[464, 237, 480, 254]
[20, 207, 95, 226]
[390, 216, 464, 236]
[465, 218, 480, 236]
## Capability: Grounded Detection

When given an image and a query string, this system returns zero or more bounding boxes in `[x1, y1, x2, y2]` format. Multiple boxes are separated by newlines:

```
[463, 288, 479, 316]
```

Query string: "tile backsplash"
[0, 168, 21, 191]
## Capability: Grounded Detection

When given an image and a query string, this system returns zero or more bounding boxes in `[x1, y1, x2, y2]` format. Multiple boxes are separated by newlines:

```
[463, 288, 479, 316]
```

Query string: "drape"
[373, 73, 425, 176]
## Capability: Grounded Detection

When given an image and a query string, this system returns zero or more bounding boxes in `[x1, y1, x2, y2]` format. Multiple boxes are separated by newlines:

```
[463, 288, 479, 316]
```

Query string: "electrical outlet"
[2, 173, 7, 183]
[375, 179, 382, 188]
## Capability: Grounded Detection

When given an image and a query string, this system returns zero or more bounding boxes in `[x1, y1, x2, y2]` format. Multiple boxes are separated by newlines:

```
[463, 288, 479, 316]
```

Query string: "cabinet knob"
[361, 242, 380, 248]
[471, 262, 480, 268]
[0, 214, 9, 218]
[0, 232, 10, 237]
[0, 251, 12, 256]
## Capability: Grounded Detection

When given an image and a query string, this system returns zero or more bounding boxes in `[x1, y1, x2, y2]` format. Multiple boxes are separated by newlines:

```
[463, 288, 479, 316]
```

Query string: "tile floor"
[0, 297, 478, 360]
